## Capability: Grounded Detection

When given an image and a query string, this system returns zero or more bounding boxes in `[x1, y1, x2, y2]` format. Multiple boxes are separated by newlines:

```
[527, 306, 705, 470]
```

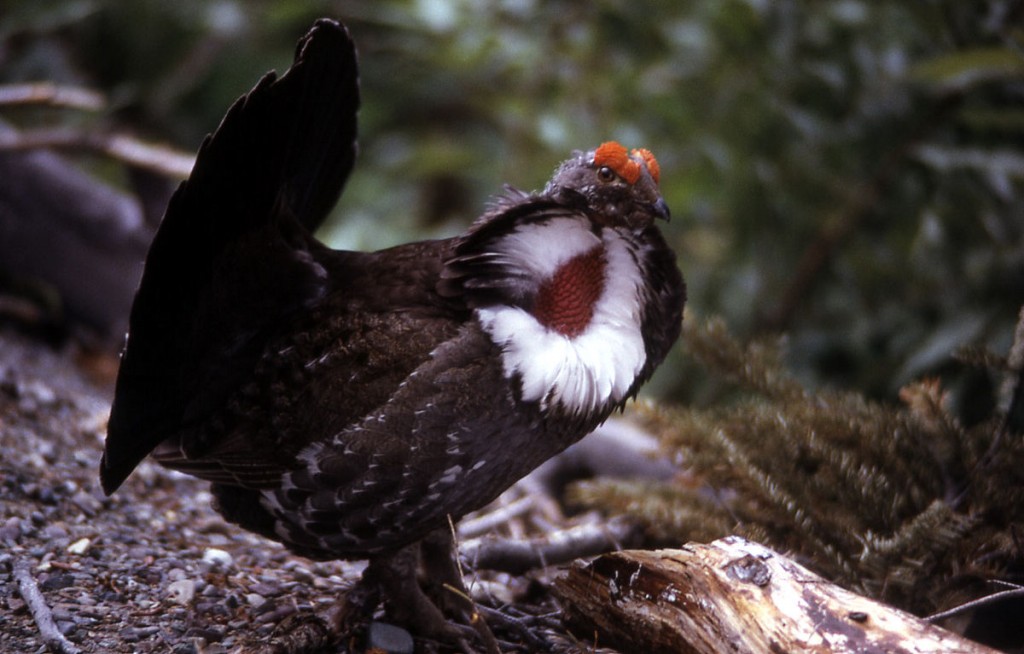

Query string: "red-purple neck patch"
[533, 246, 607, 337]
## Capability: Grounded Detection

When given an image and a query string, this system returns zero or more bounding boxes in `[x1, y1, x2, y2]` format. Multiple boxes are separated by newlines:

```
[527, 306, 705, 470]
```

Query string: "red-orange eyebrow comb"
[631, 148, 660, 184]
[594, 141, 641, 184]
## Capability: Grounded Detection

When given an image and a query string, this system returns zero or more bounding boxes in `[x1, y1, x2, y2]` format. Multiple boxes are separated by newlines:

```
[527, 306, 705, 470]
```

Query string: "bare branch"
[0, 83, 105, 111]
[458, 495, 536, 539]
[927, 582, 1024, 623]
[13, 559, 82, 654]
[461, 518, 640, 575]
[0, 127, 194, 179]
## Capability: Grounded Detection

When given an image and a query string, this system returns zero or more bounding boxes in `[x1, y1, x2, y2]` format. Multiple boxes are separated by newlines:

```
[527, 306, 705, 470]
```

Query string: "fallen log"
[553, 536, 997, 654]
[0, 120, 158, 345]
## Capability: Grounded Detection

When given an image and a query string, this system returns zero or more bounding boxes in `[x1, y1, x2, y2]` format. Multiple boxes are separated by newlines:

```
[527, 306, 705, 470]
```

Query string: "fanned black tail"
[101, 19, 360, 494]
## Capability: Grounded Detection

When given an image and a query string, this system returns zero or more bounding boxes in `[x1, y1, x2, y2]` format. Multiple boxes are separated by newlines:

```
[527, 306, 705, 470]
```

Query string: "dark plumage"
[101, 18, 685, 645]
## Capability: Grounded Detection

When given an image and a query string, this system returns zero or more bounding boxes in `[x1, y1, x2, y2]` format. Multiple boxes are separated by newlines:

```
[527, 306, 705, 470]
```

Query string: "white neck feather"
[475, 217, 647, 416]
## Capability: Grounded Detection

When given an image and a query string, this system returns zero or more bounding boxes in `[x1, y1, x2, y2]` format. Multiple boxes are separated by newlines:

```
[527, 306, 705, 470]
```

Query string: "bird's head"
[441, 141, 684, 419]
[544, 141, 669, 230]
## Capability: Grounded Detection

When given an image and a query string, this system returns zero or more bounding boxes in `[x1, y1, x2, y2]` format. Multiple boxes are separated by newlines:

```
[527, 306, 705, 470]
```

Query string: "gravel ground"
[0, 330, 597, 654]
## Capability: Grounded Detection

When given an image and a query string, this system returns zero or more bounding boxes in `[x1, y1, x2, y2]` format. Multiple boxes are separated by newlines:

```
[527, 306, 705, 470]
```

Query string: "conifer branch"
[575, 315, 1024, 619]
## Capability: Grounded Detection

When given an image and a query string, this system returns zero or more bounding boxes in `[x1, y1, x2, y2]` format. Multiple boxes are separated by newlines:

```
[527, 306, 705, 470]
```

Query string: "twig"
[461, 518, 640, 575]
[13, 559, 82, 654]
[458, 495, 536, 539]
[0, 127, 194, 179]
[0, 83, 105, 111]
[926, 583, 1024, 623]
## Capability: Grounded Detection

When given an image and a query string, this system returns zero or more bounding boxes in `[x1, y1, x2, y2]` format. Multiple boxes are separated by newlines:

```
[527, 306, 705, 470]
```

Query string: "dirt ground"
[0, 329, 593, 654]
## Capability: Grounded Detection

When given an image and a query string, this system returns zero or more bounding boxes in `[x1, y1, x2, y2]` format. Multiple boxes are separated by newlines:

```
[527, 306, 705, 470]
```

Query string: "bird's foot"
[420, 528, 502, 653]
[357, 535, 500, 654]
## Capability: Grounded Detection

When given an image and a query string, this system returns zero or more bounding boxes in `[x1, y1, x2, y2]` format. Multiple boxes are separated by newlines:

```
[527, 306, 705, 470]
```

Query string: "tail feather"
[101, 19, 359, 494]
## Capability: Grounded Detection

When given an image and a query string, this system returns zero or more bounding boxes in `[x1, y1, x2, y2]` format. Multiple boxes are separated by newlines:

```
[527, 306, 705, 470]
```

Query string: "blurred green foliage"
[3, 0, 1022, 410]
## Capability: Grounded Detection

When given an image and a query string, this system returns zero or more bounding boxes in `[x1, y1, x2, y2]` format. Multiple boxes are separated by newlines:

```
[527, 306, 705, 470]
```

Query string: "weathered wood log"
[553, 536, 998, 654]
[0, 120, 155, 345]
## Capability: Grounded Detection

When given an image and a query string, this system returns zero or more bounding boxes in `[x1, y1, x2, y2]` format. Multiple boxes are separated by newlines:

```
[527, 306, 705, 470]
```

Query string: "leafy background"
[3, 0, 1022, 427]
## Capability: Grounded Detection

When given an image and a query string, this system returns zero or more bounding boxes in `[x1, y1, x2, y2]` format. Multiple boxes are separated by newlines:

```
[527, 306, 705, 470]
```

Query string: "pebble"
[40, 572, 75, 591]
[42, 524, 68, 541]
[245, 592, 267, 608]
[120, 625, 161, 642]
[67, 537, 91, 555]
[1, 516, 21, 543]
[248, 581, 281, 596]
[186, 625, 226, 642]
[255, 601, 295, 624]
[71, 490, 102, 516]
[167, 579, 196, 604]
[51, 607, 75, 622]
[56, 620, 77, 636]
[20, 379, 57, 407]
[201, 583, 224, 598]
[367, 621, 415, 654]
[201, 547, 233, 570]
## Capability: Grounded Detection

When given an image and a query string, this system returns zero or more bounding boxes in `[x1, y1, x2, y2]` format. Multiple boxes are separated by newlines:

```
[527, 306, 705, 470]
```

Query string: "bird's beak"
[652, 198, 671, 221]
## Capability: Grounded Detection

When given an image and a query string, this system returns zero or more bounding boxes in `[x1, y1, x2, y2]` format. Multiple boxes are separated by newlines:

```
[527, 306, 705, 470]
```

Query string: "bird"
[100, 17, 685, 648]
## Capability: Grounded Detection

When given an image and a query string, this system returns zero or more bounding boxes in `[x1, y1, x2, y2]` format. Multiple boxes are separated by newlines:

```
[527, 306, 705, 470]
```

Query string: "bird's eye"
[596, 166, 617, 183]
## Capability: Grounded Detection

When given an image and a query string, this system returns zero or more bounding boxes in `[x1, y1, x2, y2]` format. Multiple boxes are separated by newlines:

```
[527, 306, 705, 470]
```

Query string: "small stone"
[201, 548, 233, 570]
[186, 625, 226, 642]
[71, 490, 102, 516]
[42, 524, 68, 541]
[201, 584, 224, 598]
[76, 593, 97, 606]
[51, 607, 75, 622]
[67, 537, 91, 555]
[56, 620, 76, 637]
[120, 625, 161, 642]
[255, 601, 295, 623]
[246, 593, 267, 608]
[22, 379, 56, 406]
[251, 597, 278, 616]
[367, 621, 414, 654]
[248, 582, 280, 596]
[0, 517, 21, 543]
[40, 572, 75, 591]
[283, 562, 314, 583]
[167, 579, 196, 604]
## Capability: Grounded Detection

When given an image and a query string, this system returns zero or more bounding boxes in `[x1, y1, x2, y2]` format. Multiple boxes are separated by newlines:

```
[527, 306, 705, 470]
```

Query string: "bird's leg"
[362, 542, 461, 641]
[420, 528, 500, 654]
[423, 528, 553, 652]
